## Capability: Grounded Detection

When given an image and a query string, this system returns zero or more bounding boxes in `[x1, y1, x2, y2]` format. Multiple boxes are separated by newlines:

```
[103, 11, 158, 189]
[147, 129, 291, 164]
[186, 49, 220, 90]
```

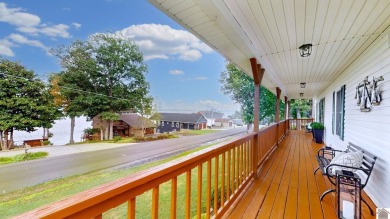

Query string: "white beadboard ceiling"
[148, 0, 390, 99]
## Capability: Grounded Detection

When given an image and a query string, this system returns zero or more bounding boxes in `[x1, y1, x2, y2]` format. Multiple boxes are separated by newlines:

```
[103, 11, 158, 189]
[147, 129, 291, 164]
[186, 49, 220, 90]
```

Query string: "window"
[319, 98, 325, 124]
[335, 85, 346, 140]
[161, 121, 164, 126]
[171, 122, 174, 127]
[176, 123, 179, 128]
[332, 91, 335, 134]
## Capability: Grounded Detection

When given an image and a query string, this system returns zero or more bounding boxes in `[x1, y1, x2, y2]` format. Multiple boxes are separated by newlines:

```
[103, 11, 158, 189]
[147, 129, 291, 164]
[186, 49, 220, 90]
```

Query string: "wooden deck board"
[226, 130, 376, 219]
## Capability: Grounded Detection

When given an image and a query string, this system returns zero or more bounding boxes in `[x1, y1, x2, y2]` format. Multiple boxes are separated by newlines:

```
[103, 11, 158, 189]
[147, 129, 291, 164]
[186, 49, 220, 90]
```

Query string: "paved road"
[0, 127, 246, 193]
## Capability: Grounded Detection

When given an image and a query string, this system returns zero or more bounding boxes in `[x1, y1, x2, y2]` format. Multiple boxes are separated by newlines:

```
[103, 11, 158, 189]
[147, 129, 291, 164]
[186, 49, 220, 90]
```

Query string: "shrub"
[43, 140, 52, 145]
[113, 136, 122, 142]
[83, 128, 100, 135]
[133, 136, 146, 142]
[311, 122, 324, 130]
[116, 138, 136, 143]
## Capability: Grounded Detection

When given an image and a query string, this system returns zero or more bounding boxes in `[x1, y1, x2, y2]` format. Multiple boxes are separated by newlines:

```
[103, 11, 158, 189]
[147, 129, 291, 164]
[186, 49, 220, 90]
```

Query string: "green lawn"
[0, 139, 232, 218]
[0, 151, 48, 165]
[179, 129, 219, 136]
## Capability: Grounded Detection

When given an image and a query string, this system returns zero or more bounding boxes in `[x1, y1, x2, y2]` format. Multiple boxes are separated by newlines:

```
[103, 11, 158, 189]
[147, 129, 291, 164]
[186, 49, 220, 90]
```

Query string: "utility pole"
[210, 107, 214, 129]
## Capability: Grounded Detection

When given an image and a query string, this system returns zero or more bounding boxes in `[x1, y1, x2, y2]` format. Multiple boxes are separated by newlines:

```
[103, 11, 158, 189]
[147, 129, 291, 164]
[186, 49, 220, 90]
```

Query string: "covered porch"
[224, 130, 376, 219]
[14, 122, 377, 218]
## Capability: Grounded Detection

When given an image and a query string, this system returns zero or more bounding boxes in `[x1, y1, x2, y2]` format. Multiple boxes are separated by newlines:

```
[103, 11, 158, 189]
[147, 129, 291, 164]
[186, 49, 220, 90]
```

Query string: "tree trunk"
[4, 130, 9, 150]
[100, 129, 104, 141]
[10, 128, 14, 148]
[69, 116, 75, 144]
[297, 108, 301, 119]
[0, 131, 3, 151]
[43, 128, 46, 139]
[104, 123, 109, 140]
[109, 120, 113, 140]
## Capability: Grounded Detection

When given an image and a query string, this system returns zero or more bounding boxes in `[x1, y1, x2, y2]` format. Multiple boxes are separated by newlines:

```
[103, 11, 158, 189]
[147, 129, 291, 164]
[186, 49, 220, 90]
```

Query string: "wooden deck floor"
[223, 130, 376, 219]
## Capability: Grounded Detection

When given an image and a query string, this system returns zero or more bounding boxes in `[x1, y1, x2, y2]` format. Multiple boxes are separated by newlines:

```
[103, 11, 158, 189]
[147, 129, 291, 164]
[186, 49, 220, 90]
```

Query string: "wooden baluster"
[227, 150, 231, 200]
[221, 153, 225, 207]
[239, 143, 244, 182]
[128, 197, 136, 219]
[206, 160, 211, 219]
[232, 147, 236, 192]
[236, 146, 239, 189]
[171, 177, 177, 219]
[152, 186, 159, 219]
[214, 156, 219, 216]
[197, 165, 202, 219]
[186, 170, 191, 219]
[244, 141, 247, 178]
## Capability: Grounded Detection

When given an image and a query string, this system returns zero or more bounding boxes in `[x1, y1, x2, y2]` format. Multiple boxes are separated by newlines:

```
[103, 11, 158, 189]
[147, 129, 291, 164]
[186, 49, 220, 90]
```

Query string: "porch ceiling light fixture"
[300, 82, 306, 88]
[300, 93, 304, 97]
[299, 44, 313, 57]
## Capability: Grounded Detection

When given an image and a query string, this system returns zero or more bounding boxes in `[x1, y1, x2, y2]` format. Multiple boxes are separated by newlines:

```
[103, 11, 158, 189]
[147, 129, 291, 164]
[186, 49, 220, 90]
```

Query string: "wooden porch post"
[284, 96, 288, 120]
[250, 58, 264, 178]
[275, 87, 281, 123]
[288, 101, 291, 118]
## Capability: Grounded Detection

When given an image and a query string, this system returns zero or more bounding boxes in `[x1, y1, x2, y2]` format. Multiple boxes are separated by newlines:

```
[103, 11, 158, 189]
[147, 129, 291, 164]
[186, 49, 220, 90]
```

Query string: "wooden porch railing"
[15, 120, 289, 219]
[288, 118, 314, 130]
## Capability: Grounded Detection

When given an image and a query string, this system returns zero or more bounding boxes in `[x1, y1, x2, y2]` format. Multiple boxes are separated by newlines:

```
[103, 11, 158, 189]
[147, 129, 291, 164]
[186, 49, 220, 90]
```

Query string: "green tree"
[49, 73, 84, 144]
[290, 99, 311, 119]
[52, 33, 150, 140]
[220, 63, 278, 126]
[0, 58, 60, 150]
[228, 110, 242, 119]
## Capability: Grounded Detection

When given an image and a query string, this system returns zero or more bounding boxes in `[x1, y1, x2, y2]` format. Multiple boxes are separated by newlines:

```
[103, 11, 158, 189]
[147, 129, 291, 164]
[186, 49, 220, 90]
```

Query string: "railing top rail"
[288, 118, 314, 120]
[15, 131, 257, 218]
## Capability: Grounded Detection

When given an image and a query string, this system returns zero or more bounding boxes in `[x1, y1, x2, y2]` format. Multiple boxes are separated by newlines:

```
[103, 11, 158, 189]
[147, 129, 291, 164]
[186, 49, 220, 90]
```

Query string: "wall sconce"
[300, 82, 306, 88]
[300, 93, 303, 97]
[299, 44, 313, 57]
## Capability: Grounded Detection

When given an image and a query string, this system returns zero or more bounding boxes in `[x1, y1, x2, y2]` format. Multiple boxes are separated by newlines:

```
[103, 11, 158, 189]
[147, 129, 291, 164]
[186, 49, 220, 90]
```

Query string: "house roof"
[215, 118, 231, 123]
[119, 114, 155, 129]
[157, 113, 206, 124]
[199, 110, 224, 119]
[148, 0, 390, 99]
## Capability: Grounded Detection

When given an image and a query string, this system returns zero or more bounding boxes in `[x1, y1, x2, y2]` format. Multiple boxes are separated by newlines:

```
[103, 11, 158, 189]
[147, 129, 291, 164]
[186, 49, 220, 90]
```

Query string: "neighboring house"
[153, 113, 207, 133]
[92, 113, 155, 137]
[214, 118, 233, 128]
[232, 119, 244, 126]
[198, 110, 224, 127]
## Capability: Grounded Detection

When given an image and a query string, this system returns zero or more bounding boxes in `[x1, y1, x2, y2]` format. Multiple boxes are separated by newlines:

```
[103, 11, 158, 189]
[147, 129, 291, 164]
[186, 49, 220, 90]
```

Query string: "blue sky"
[0, 0, 240, 116]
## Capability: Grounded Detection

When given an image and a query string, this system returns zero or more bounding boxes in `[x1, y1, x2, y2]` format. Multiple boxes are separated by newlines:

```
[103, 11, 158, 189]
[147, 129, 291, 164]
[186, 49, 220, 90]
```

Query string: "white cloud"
[72, 22, 81, 29]
[169, 69, 184, 75]
[0, 3, 40, 27]
[115, 24, 213, 61]
[40, 24, 70, 38]
[0, 39, 14, 56]
[8, 33, 47, 50]
[0, 3, 71, 38]
[179, 49, 202, 61]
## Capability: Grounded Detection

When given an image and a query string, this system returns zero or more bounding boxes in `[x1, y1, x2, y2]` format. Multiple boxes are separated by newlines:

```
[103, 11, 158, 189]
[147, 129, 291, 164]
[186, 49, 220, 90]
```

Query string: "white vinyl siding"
[315, 34, 390, 207]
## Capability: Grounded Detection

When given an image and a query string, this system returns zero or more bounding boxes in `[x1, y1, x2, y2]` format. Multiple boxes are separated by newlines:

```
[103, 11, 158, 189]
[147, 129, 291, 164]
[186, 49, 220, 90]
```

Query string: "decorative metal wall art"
[355, 76, 384, 112]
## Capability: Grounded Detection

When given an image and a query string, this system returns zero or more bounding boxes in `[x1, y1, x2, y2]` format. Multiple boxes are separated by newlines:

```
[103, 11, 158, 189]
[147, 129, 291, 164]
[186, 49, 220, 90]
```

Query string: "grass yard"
[179, 129, 219, 136]
[0, 138, 232, 218]
[0, 152, 48, 165]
